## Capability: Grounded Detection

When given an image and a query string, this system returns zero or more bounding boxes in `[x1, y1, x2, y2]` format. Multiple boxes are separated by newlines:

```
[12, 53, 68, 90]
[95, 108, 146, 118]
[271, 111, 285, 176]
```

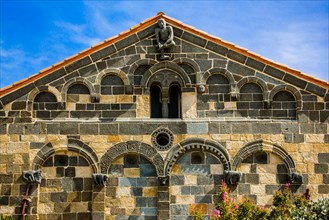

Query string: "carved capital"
[290, 172, 303, 184]
[159, 176, 169, 186]
[92, 173, 108, 186]
[197, 85, 206, 94]
[224, 170, 241, 185]
[91, 93, 100, 103]
[22, 170, 42, 184]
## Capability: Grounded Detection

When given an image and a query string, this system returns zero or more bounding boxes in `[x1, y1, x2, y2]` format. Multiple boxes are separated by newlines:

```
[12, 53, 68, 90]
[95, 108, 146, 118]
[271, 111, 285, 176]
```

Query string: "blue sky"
[0, 0, 328, 89]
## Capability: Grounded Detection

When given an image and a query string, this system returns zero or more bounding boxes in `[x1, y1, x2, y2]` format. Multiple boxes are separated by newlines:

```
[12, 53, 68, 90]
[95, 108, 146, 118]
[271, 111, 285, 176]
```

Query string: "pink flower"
[284, 183, 290, 189]
[235, 205, 239, 209]
[214, 209, 220, 217]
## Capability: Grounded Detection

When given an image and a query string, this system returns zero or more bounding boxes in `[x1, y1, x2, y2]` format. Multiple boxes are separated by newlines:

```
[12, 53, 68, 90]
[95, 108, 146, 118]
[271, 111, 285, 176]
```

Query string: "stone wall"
[0, 17, 328, 220]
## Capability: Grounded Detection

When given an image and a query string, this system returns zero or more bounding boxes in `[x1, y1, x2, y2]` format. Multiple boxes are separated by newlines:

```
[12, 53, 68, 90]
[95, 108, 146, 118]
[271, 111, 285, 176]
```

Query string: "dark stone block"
[0, 196, 9, 205]
[140, 164, 157, 177]
[12, 101, 27, 110]
[99, 123, 119, 135]
[246, 57, 265, 71]
[65, 167, 76, 177]
[50, 192, 67, 202]
[115, 34, 139, 51]
[277, 164, 288, 174]
[306, 82, 326, 97]
[284, 74, 307, 89]
[63, 213, 77, 220]
[70, 111, 101, 119]
[65, 56, 92, 73]
[170, 204, 189, 215]
[73, 178, 83, 191]
[136, 197, 157, 208]
[181, 186, 190, 195]
[78, 64, 97, 77]
[320, 111, 329, 122]
[0, 83, 35, 106]
[170, 175, 185, 185]
[318, 153, 329, 163]
[314, 164, 328, 174]
[35, 68, 67, 87]
[81, 192, 92, 201]
[205, 41, 228, 55]
[265, 185, 281, 195]
[56, 167, 64, 177]
[78, 156, 89, 166]
[323, 174, 329, 184]
[276, 174, 289, 184]
[54, 155, 69, 166]
[238, 184, 250, 194]
[227, 50, 247, 63]
[36, 110, 51, 119]
[245, 174, 259, 184]
[318, 185, 329, 194]
[195, 195, 212, 204]
[190, 186, 204, 195]
[228, 61, 255, 76]
[77, 213, 92, 220]
[69, 156, 78, 166]
[91, 45, 116, 61]
[80, 123, 99, 135]
[131, 187, 143, 196]
[264, 66, 285, 79]
[182, 31, 207, 48]
[60, 123, 79, 135]
[137, 23, 158, 39]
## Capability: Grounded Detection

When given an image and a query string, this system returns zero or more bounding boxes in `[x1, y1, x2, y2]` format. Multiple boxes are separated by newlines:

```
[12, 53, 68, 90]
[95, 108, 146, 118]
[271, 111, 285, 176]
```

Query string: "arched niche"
[232, 140, 296, 174]
[165, 138, 231, 176]
[32, 138, 99, 173]
[100, 141, 165, 176]
[140, 61, 191, 88]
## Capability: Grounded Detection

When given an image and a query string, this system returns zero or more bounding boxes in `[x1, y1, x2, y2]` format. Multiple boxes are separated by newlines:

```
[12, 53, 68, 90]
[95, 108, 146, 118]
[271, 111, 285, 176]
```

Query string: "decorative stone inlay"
[22, 170, 42, 184]
[232, 140, 297, 175]
[224, 170, 241, 185]
[290, 172, 303, 184]
[151, 127, 174, 151]
[165, 138, 231, 176]
[92, 173, 108, 186]
[100, 141, 165, 176]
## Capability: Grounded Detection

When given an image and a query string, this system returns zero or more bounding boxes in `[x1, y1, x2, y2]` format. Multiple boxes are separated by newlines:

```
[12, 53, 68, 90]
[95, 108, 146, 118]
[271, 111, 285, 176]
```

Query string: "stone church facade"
[0, 12, 328, 220]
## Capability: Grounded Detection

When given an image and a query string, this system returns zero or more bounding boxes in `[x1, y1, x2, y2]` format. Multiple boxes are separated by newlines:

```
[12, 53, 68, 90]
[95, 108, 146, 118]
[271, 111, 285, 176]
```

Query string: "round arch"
[201, 68, 236, 93]
[61, 77, 95, 101]
[128, 58, 158, 75]
[164, 138, 231, 176]
[232, 140, 296, 174]
[95, 68, 130, 86]
[140, 61, 192, 87]
[236, 76, 269, 101]
[27, 85, 62, 103]
[269, 84, 302, 108]
[100, 141, 165, 176]
[32, 138, 99, 173]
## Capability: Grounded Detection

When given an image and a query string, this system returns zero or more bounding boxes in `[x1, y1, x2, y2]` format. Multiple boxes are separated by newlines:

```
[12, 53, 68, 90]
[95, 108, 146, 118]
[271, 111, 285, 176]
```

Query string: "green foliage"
[194, 181, 329, 220]
[309, 198, 329, 220]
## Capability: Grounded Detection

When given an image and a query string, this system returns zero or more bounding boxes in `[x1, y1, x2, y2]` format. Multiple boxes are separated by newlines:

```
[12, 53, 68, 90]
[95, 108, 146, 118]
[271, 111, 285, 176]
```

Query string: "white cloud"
[55, 21, 101, 46]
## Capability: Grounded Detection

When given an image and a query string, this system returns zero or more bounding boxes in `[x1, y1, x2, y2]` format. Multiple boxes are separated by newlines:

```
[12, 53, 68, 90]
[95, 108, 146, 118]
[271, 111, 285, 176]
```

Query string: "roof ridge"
[1, 12, 328, 97]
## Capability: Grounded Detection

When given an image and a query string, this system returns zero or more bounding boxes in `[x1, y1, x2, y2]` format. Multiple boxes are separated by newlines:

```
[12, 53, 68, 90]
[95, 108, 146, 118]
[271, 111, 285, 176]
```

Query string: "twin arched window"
[150, 84, 181, 119]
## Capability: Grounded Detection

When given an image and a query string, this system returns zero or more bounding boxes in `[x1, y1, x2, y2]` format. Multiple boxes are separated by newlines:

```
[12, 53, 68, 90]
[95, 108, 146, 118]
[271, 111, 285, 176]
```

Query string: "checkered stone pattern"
[105, 154, 158, 220]
[169, 152, 223, 219]
[38, 152, 93, 220]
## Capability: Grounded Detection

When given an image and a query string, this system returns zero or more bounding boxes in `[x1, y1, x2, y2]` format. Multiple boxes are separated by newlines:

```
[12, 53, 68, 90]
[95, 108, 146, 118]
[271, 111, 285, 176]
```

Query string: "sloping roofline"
[0, 12, 328, 97]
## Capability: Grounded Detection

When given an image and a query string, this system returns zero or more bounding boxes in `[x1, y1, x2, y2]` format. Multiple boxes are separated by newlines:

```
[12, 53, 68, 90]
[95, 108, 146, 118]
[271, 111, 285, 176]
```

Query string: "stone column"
[157, 177, 170, 220]
[161, 98, 169, 118]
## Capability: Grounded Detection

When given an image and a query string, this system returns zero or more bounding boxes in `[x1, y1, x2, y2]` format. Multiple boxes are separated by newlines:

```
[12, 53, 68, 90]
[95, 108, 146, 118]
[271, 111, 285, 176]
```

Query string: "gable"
[0, 12, 328, 108]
